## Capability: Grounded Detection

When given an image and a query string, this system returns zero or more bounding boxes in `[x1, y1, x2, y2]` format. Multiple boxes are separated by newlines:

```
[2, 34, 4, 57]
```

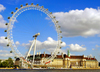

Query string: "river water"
[0, 69, 100, 72]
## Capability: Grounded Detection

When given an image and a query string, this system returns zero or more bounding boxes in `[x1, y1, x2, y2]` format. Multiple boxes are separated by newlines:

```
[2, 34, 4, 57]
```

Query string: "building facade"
[15, 53, 98, 68]
[28, 53, 98, 68]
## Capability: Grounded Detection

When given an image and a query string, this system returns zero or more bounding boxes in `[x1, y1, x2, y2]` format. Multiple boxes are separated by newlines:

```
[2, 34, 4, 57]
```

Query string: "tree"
[1, 60, 8, 67]
[7, 57, 14, 67]
[0, 60, 1, 67]
[0, 58, 14, 68]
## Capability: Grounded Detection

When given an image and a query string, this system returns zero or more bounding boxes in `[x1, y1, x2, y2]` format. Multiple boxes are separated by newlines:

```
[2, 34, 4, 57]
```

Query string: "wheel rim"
[7, 4, 62, 65]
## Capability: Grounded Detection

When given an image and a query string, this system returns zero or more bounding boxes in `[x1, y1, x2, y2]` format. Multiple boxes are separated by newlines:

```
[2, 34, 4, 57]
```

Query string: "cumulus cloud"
[47, 48, 67, 54]
[84, 54, 93, 57]
[22, 37, 66, 53]
[0, 4, 6, 12]
[0, 50, 14, 58]
[6, 0, 20, 5]
[0, 53, 14, 57]
[92, 45, 100, 50]
[0, 15, 6, 28]
[15, 41, 20, 46]
[0, 50, 8, 53]
[0, 37, 15, 58]
[68, 44, 86, 52]
[0, 36, 8, 48]
[52, 8, 100, 37]
[0, 36, 20, 48]
[87, 54, 93, 58]
[92, 48, 95, 50]
[45, 17, 50, 20]
[0, 4, 6, 28]
[95, 45, 100, 48]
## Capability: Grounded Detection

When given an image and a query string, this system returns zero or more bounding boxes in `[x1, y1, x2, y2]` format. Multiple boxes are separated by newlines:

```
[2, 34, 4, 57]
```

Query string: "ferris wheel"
[5, 3, 63, 68]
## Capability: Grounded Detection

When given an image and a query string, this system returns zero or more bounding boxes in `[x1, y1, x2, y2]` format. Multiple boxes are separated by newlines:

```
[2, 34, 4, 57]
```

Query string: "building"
[27, 53, 98, 68]
[15, 51, 98, 69]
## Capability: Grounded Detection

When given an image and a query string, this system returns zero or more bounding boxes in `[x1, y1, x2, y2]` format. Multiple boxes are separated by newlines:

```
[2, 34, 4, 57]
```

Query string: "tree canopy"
[0, 57, 14, 67]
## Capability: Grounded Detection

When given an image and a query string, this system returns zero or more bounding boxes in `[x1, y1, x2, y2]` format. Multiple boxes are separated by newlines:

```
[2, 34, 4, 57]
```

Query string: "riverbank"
[0, 67, 100, 69]
[72, 67, 100, 69]
[0, 69, 100, 72]
[0, 68, 14, 69]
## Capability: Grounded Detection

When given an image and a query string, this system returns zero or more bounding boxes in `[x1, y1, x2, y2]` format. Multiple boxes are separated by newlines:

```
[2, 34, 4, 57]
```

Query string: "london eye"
[5, 3, 62, 68]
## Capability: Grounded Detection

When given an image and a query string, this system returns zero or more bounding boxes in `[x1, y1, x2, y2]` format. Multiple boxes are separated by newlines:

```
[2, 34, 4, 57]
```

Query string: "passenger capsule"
[14, 57, 16, 58]
[61, 41, 62, 44]
[41, 6, 44, 8]
[11, 11, 14, 14]
[46, 9, 48, 11]
[7, 44, 9, 47]
[60, 31, 62, 33]
[5, 37, 7, 39]
[20, 5, 23, 7]
[50, 12, 52, 14]
[4, 30, 7, 32]
[53, 16, 56, 18]
[58, 26, 61, 28]
[26, 3, 28, 6]
[31, 3, 33, 5]
[58, 52, 60, 54]
[36, 4, 39, 6]
[56, 21, 58, 23]
[15, 7, 18, 10]
[61, 36, 63, 38]
[10, 51, 12, 53]
[8, 17, 10, 19]
[5, 23, 8, 25]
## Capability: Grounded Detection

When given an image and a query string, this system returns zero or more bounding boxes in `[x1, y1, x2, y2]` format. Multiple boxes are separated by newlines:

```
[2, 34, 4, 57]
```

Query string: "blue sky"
[0, 0, 100, 62]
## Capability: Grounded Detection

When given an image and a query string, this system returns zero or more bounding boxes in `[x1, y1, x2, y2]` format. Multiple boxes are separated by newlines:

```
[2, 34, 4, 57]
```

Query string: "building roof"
[70, 55, 84, 59]
[28, 54, 97, 61]
[84, 57, 97, 61]
[55, 55, 63, 59]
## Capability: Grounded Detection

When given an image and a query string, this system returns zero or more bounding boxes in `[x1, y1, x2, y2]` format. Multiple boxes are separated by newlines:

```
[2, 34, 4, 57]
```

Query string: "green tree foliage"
[0, 57, 14, 68]
[1, 60, 8, 67]
[7, 57, 14, 67]
[0, 60, 2, 67]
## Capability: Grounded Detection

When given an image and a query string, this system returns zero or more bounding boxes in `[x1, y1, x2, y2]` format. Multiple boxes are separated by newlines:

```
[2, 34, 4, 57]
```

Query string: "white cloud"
[0, 36, 8, 48]
[15, 41, 20, 45]
[84, 55, 87, 57]
[45, 17, 50, 20]
[84, 54, 94, 58]
[95, 45, 100, 48]
[6, 0, 20, 5]
[92, 48, 94, 50]
[22, 37, 66, 53]
[0, 4, 6, 12]
[0, 4, 6, 29]
[0, 53, 14, 57]
[0, 50, 8, 53]
[0, 36, 19, 48]
[0, 15, 6, 28]
[46, 48, 67, 54]
[52, 8, 100, 37]
[87, 54, 93, 58]
[0, 50, 14, 58]
[68, 44, 86, 52]
[92, 45, 100, 50]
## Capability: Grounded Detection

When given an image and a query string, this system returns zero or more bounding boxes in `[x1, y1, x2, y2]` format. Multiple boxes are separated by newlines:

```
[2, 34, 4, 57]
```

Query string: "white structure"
[5, 3, 62, 69]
